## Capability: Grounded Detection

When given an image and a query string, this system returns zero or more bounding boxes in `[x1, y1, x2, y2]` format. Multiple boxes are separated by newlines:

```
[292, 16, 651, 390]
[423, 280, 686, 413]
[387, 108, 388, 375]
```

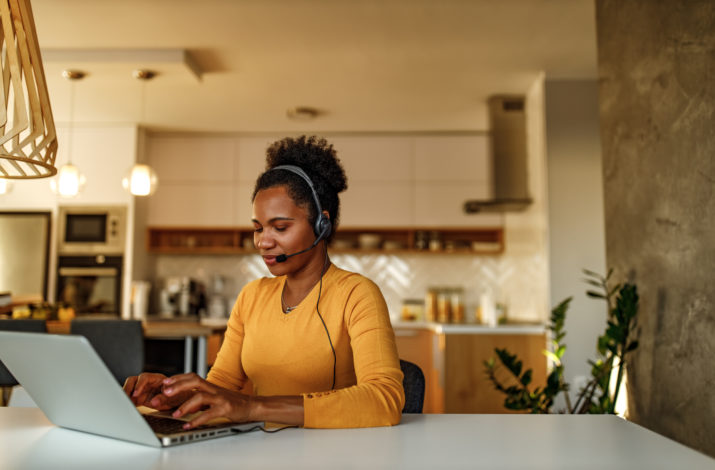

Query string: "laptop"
[0, 331, 262, 447]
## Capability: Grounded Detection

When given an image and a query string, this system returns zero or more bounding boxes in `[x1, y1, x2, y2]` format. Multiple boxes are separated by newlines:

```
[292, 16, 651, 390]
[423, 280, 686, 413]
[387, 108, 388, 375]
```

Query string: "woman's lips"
[262, 255, 278, 266]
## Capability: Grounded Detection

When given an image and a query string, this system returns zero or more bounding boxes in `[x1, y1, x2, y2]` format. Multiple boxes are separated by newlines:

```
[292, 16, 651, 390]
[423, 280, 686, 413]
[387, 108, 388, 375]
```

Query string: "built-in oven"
[56, 255, 123, 316]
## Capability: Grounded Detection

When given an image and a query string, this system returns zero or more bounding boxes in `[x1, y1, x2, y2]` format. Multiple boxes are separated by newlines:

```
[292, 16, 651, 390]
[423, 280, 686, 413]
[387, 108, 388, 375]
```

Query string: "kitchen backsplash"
[152, 252, 549, 323]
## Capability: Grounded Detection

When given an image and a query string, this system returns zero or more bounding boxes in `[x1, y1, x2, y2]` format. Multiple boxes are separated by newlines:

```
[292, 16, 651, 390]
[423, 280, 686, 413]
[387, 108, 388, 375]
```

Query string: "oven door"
[57, 256, 123, 315]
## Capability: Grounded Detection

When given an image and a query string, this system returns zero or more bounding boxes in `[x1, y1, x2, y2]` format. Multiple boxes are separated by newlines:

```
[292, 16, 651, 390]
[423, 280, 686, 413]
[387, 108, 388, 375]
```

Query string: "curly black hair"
[252, 136, 348, 239]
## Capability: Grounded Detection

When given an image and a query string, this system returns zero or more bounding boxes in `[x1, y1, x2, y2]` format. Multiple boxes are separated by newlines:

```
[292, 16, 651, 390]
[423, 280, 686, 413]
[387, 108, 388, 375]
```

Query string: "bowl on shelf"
[332, 239, 354, 250]
[357, 233, 382, 250]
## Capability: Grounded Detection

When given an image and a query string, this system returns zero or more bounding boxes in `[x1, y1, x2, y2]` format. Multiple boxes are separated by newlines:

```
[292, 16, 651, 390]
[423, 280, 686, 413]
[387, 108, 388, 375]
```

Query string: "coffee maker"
[159, 277, 206, 318]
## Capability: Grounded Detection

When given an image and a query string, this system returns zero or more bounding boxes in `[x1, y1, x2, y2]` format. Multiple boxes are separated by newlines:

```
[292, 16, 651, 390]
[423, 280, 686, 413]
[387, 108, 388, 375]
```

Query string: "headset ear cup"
[315, 216, 332, 242]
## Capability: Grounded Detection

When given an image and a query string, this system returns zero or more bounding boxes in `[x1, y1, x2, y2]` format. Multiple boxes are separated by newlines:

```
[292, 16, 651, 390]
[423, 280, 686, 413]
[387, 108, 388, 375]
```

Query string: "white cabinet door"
[413, 135, 492, 226]
[413, 135, 489, 183]
[340, 183, 413, 226]
[148, 136, 236, 183]
[332, 137, 413, 226]
[148, 184, 236, 226]
[414, 183, 501, 227]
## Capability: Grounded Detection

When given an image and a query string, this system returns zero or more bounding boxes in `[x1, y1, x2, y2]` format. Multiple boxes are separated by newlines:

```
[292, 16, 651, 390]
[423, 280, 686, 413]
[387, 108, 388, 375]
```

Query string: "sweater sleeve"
[302, 278, 405, 428]
[206, 287, 249, 392]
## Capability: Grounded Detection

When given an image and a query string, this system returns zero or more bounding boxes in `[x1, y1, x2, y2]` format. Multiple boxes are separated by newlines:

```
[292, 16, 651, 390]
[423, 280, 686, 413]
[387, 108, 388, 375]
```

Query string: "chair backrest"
[0, 319, 48, 386]
[70, 319, 144, 384]
[400, 359, 425, 414]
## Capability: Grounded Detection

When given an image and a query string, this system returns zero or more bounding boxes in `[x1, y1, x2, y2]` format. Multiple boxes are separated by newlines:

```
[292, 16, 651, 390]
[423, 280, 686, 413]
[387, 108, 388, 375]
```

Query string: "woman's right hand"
[123, 372, 173, 409]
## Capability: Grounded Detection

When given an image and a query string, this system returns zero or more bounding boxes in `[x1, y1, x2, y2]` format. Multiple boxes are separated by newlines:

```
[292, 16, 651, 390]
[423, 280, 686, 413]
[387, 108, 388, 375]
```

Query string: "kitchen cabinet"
[146, 226, 504, 255]
[144, 134, 500, 228]
[394, 324, 547, 414]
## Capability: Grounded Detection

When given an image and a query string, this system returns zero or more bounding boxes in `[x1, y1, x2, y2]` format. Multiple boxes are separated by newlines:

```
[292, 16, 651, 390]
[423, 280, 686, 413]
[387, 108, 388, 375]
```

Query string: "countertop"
[391, 320, 546, 335]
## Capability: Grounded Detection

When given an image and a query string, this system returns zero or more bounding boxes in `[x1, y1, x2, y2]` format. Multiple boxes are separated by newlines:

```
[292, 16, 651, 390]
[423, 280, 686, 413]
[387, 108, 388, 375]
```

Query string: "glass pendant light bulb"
[56, 163, 84, 197]
[122, 164, 158, 196]
[0, 179, 11, 195]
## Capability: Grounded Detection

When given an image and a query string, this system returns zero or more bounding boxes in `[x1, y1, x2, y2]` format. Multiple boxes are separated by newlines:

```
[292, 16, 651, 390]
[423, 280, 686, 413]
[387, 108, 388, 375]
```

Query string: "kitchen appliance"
[464, 95, 533, 213]
[56, 255, 123, 316]
[57, 206, 127, 255]
[206, 274, 228, 319]
[0, 212, 51, 301]
[130, 281, 151, 320]
[159, 277, 206, 318]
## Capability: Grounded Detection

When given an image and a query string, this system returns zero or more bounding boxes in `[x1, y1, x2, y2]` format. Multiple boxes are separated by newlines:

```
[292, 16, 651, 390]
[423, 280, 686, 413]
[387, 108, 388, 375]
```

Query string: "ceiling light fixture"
[0, 0, 58, 180]
[122, 69, 158, 196]
[286, 106, 320, 121]
[0, 179, 12, 195]
[50, 70, 86, 198]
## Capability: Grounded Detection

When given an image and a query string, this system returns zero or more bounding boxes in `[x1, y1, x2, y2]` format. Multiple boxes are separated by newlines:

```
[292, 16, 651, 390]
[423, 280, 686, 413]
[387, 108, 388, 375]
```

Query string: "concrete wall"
[595, 0, 715, 457]
[545, 80, 607, 408]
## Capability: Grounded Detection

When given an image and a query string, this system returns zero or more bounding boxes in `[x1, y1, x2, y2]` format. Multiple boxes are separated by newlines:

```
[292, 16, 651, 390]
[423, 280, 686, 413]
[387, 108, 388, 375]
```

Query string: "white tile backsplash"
[152, 251, 548, 323]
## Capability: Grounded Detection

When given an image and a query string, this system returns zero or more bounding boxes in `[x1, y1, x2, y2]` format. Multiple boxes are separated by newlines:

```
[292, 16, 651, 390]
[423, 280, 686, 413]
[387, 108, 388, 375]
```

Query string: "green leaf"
[582, 268, 602, 279]
[543, 349, 560, 364]
[586, 290, 606, 299]
[520, 369, 533, 386]
[556, 345, 566, 359]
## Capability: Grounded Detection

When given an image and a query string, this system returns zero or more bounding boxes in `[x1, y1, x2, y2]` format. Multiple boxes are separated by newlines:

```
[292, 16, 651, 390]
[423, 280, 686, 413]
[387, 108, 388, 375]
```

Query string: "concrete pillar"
[595, 0, 714, 457]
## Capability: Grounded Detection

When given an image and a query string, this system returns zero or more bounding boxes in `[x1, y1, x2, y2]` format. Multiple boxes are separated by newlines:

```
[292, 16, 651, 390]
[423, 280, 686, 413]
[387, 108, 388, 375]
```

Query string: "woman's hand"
[161, 373, 255, 429]
[123, 372, 191, 410]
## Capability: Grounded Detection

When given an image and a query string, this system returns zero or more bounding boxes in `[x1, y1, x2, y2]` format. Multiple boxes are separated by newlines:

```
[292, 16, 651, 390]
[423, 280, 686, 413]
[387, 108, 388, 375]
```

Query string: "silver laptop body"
[0, 331, 261, 447]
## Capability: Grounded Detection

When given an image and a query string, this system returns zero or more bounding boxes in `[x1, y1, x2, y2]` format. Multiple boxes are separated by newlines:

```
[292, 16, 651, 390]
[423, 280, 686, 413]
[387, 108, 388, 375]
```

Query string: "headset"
[266, 164, 337, 389]
[270, 165, 332, 262]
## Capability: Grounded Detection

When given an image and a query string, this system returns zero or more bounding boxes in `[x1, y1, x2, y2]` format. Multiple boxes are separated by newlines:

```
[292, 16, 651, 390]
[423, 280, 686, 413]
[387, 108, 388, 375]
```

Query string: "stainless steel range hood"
[464, 95, 532, 213]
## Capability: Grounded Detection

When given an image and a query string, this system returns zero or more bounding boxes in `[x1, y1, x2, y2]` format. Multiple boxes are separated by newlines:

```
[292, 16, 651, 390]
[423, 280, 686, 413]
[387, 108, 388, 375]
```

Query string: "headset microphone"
[275, 240, 319, 263]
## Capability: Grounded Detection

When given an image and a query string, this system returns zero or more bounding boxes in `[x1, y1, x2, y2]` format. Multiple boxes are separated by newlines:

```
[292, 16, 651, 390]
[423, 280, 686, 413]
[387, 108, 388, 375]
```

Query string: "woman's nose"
[255, 231, 274, 249]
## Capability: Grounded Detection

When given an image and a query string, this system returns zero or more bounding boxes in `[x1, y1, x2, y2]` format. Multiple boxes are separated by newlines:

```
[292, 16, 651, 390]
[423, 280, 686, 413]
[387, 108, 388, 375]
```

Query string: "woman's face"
[252, 185, 318, 275]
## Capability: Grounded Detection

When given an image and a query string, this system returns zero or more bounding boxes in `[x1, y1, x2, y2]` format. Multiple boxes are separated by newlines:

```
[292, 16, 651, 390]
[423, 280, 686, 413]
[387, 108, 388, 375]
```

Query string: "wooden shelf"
[147, 226, 504, 255]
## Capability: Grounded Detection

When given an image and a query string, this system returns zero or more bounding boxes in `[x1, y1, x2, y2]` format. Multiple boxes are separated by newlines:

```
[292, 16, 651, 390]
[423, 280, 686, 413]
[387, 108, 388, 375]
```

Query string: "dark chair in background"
[0, 319, 47, 405]
[400, 359, 425, 414]
[70, 319, 144, 384]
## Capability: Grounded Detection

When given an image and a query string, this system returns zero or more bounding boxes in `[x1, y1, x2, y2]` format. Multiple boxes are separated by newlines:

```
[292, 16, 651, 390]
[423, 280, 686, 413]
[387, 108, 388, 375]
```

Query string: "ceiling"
[32, 0, 598, 133]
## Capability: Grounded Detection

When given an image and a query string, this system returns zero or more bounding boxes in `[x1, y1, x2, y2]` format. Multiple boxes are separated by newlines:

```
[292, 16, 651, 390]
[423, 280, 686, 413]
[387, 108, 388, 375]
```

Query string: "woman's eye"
[253, 227, 263, 233]
[274, 226, 287, 232]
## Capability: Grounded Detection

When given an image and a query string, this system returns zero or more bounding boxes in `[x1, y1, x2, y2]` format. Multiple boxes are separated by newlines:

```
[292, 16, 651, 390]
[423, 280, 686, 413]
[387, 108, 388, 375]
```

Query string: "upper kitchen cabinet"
[413, 135, 499, 227]
[147, 136, 238, 226]
[144, 133, 500, 228]
[333, 137, 413, 226]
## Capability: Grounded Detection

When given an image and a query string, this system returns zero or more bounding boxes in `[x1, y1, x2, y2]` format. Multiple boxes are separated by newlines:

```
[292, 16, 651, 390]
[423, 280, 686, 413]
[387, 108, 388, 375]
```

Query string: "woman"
[124, 136, 404, 429]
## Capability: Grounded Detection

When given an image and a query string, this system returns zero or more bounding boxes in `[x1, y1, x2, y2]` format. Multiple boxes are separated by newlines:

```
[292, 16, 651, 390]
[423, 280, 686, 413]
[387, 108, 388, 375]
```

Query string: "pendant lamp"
[122, 69, 158, 196]
[0, 0, 58, 180]
[50, 70, 85, 198]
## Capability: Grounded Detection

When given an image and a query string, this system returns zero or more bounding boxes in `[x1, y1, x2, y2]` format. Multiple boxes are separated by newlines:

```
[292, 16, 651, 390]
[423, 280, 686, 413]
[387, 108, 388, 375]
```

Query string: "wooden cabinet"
[394, 327, 547, 414]
[147, 226, 504, 255]
[393, 328, 444, 413]
[443, 333, 547, 413]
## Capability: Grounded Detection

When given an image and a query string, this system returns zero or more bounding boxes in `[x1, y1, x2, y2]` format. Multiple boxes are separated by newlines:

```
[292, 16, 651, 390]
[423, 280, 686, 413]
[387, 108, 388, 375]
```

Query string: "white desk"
[0, 408, 712, 469]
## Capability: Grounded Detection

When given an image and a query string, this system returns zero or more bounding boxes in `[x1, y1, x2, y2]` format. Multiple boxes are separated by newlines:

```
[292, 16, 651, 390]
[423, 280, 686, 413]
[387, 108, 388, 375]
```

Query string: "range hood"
[464, 95, 532, 213]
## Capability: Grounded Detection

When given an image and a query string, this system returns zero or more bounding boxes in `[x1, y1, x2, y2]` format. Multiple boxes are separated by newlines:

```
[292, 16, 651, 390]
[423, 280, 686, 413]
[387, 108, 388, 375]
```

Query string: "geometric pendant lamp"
[0, 0, 58, 179]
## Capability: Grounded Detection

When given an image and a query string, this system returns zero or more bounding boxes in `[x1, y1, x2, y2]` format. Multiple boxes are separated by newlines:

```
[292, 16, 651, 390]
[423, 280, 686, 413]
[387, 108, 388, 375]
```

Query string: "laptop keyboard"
[143, 414, 204, 434]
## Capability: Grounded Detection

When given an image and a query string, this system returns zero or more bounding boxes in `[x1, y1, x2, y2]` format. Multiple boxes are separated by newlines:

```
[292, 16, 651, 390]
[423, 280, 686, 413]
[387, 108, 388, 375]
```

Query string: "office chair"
[70, 319, 144, 384]
[400, 359, 425, 413]
[0, 319, 47, 405]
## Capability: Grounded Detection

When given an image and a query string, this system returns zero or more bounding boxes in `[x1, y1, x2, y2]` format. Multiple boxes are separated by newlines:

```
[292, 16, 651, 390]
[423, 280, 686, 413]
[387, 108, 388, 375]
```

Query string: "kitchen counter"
[392, 320, 546, 335]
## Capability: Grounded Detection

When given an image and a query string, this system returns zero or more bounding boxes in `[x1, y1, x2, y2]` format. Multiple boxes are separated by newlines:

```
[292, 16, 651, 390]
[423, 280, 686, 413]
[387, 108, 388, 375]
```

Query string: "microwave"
[57, 206, 127, 255]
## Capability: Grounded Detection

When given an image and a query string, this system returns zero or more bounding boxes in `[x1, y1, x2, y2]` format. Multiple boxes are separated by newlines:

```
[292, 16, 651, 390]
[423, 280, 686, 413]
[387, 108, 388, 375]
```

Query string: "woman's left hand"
[161, 373, 255, 429]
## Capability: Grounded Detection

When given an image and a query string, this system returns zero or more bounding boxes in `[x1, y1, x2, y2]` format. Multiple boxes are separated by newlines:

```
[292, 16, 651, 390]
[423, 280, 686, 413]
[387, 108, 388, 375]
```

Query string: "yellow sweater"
[207, 264, 405, 428]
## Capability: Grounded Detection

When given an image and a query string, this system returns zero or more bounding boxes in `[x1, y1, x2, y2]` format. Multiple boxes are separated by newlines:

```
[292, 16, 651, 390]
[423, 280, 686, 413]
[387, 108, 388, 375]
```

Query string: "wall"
[0, 125, 139, 315]
[596, 0, 715, 457]
[545, 80, 607, 408]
